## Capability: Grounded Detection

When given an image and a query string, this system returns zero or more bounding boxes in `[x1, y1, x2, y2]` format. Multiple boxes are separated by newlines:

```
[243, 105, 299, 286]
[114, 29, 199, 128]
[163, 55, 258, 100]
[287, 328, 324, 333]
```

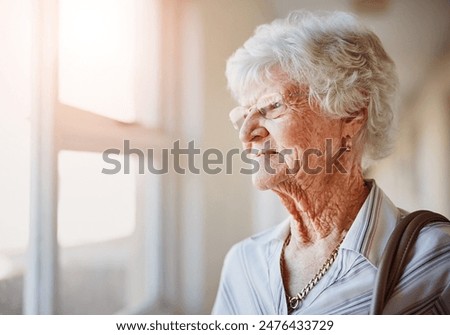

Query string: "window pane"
[58, 0, 137, 123]
[57, 151, 136, 314]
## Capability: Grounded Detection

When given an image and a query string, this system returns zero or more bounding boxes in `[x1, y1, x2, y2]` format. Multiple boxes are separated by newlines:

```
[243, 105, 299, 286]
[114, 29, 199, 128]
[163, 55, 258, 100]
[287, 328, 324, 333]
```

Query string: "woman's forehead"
[238, 80, 303, 107]
[239, 84, 281, 106]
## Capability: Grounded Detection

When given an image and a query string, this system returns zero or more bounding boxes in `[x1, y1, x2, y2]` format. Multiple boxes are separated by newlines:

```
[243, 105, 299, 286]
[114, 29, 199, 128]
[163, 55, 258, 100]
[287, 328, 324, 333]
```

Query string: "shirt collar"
[340, 179, 402, 268]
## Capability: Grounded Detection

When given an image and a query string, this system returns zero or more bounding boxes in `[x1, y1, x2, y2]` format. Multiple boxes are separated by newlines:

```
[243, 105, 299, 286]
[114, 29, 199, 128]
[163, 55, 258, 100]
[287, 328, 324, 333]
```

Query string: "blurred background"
[0, 0, 448, 314]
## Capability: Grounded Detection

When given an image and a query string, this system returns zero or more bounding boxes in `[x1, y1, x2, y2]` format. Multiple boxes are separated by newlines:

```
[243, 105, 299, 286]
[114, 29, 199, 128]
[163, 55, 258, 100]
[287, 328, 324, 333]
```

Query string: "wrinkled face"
[230, 78, 346, 190]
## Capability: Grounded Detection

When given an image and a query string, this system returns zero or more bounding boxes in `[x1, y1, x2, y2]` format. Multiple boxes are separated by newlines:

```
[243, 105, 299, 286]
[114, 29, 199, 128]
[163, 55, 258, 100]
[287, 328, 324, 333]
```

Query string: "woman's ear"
[342, 107, 368, 138]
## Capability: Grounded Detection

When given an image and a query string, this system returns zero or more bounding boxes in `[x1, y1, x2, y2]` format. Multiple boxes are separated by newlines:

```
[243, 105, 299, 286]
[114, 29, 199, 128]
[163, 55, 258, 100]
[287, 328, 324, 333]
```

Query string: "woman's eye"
[264, 102, 282, 115]
[272, 101, 282, 109]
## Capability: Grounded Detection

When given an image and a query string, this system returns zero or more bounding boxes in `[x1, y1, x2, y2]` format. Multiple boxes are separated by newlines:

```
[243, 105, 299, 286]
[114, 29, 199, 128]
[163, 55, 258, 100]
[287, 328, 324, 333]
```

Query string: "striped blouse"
[212, 181, 450, 314]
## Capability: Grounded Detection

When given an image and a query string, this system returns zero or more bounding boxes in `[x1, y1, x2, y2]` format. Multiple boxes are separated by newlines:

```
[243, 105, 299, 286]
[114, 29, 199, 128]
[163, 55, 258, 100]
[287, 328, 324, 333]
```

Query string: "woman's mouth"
[256, 149, 278, 157]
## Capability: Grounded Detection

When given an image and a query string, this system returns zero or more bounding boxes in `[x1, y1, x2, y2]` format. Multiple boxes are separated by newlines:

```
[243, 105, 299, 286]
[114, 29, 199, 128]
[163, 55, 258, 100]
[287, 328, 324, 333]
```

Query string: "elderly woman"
[212, 11, 449, 315]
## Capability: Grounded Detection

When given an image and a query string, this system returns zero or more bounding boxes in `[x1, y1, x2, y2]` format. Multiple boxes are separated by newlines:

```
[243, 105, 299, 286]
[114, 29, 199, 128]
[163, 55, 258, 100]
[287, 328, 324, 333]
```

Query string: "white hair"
[226, 10, 398, 169]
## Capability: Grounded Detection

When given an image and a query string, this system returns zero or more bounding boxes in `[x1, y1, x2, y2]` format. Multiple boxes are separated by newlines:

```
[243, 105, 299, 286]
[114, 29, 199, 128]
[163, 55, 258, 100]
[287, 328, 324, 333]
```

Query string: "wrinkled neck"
[273, 167, 369, 246]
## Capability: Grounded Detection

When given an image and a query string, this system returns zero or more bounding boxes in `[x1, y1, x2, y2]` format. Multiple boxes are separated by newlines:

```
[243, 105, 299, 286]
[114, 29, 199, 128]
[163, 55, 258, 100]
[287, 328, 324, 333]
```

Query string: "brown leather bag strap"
[370, 210, 450, 315]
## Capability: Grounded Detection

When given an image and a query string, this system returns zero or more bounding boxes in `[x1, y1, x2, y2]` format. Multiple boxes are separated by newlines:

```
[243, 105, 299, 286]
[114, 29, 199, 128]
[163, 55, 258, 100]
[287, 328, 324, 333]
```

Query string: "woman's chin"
[251, 172, 288, 191]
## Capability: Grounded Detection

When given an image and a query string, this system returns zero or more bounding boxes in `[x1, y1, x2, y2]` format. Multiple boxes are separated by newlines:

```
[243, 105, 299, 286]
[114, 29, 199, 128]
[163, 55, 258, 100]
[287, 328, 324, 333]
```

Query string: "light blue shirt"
[212, 181, 450, 314]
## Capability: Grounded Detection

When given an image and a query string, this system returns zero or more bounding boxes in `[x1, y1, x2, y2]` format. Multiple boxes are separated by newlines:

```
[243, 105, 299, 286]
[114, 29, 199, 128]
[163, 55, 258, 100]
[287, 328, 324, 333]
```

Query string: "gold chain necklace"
[281, 233, 345, 314]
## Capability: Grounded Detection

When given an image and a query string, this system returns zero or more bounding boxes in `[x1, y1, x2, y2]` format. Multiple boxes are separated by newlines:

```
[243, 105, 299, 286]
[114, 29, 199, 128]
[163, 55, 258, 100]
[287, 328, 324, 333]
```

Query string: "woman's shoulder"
[384, 218, 450, 314]
[415, 220, 450, 249]
[399, 215, 450, 283]
[223, 218, 290, 266]
[398, 209, 450, 244]
[240, 217, 289, 246]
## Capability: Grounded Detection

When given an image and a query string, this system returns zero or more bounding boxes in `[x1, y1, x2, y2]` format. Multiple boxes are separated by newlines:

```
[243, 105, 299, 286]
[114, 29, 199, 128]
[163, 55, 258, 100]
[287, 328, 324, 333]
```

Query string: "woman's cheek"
[283, 149, 299, 170]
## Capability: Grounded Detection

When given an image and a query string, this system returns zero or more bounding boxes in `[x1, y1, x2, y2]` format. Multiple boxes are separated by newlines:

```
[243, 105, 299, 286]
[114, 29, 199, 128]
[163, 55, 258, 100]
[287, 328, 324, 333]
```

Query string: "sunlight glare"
[59, 0, 136, 122]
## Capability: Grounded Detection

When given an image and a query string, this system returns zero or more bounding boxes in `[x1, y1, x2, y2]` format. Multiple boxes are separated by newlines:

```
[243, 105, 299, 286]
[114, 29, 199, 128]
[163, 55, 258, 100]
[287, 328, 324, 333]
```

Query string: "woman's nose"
[239, 111, 269, 143]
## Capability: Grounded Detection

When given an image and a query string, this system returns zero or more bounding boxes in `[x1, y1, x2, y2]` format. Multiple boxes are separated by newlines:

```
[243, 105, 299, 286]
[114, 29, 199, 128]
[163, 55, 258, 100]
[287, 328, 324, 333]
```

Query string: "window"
[10, 0, 170, 315]
[1, 0, 206, 315]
